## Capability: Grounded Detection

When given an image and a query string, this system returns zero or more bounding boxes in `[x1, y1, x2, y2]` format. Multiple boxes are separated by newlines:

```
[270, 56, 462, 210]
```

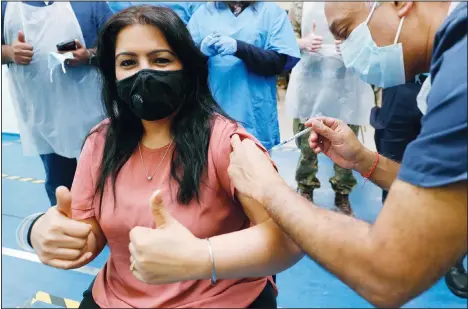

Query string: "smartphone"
[56, 40, 77, 52]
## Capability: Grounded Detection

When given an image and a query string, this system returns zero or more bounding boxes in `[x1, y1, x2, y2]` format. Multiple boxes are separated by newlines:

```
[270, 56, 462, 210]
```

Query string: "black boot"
[333, 193, 354, 216]
[297, 187, 314, 203]
[445, 258, 467, 299]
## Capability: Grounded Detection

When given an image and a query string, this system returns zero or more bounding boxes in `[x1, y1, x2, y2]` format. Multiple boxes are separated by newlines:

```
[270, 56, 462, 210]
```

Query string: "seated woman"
[26, 5, 303, 309]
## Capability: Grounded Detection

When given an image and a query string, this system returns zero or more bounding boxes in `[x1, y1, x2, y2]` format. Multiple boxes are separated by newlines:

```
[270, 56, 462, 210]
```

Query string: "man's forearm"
[2, 45, 13, 64]
[354, 147, 401, 190]
[262, 183, 375, 285]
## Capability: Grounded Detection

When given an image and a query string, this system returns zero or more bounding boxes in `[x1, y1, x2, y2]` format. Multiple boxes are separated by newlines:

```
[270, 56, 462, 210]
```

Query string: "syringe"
[270, 114, 324, 152]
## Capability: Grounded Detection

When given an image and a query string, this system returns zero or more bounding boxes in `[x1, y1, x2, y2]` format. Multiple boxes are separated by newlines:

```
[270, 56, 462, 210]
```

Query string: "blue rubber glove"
[200, 33, 221, 57]
[214, 35, 237, 56]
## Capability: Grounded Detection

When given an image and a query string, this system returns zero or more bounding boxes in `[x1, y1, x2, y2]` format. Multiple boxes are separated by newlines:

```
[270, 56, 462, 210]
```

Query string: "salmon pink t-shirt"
[71, 115, 276, 308]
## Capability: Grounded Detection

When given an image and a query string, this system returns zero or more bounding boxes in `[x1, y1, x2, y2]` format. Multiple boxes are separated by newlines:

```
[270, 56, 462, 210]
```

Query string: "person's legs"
[293, 119, 320, 202]
[39, 153, 77, 206]
[329, 125, 359, 215]
[78, 278, 100, 308]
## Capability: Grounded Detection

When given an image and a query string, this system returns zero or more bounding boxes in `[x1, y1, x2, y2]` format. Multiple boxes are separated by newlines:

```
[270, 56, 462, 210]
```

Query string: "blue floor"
[2, 134, 466, 308]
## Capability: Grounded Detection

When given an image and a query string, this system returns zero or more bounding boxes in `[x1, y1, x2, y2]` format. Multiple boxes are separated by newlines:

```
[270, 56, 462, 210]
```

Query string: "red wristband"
[361, 152, 379, 179]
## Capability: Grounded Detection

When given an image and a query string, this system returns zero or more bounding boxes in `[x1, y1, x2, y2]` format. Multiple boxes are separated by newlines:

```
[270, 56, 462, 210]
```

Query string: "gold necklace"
[138, 139, 174, 181]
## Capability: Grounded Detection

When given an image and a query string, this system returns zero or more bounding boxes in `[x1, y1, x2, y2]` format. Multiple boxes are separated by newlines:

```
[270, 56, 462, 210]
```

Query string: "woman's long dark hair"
[92, 5, 231, 212]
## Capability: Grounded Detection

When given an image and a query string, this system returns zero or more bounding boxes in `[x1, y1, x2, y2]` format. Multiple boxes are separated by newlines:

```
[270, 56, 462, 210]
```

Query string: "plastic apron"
[4, 2, 104, 159]
[285, 2, 374, 125]
[416, 2, 461, 116]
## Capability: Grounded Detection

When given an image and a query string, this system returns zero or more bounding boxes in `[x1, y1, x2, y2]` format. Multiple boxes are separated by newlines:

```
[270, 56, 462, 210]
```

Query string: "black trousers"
[370, 82, 423, 202]
[79, 279, 277, 308]
[39, 153, 77, 206]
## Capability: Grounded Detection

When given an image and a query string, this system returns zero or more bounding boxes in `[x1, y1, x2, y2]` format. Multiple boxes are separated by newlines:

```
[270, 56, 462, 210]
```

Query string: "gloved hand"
[214, 35, 237, 56]
[200, 33, 221, 57]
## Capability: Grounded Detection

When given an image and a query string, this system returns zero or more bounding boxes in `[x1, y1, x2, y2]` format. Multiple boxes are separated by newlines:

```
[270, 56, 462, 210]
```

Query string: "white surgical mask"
[341, 2, 406, 88]
[47, 51, 74, 82]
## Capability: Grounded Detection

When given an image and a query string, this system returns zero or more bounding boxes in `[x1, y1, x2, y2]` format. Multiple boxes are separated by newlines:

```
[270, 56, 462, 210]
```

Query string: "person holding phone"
[1, 1, 113, 206]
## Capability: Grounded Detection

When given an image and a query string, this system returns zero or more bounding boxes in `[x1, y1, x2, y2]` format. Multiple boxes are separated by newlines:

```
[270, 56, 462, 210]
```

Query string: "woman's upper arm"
[212, 119, 277, 224]
[71, 127, 106, 244]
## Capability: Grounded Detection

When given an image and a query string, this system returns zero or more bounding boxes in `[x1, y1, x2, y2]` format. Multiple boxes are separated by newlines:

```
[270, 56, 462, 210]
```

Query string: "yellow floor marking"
[64, 298, 80, 308]
[30, 290, 80, 308]
[19, 177, 34, 182]
[2, 173, 45, 184]
[33, 291, 51, 304]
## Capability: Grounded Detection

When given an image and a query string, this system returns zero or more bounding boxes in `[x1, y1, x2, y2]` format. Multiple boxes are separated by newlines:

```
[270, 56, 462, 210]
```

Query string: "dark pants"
[370, 82, 423, 202]
[39, 153, 77, 206]
[79, 279, 277, 308]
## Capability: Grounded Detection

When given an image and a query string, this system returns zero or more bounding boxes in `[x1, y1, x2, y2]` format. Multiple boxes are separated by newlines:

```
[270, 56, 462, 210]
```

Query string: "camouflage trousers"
[293, 119, 360, 195]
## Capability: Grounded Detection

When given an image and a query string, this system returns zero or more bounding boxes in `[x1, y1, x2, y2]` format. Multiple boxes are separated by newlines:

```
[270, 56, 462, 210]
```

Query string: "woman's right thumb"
[56, 186, 72, 218]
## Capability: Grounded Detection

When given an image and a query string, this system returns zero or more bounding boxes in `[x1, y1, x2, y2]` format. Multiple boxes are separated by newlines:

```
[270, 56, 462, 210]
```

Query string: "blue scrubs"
[398, 3, 467, 187]
[106, 1, 202, 24]
[188, 2, 300, 150]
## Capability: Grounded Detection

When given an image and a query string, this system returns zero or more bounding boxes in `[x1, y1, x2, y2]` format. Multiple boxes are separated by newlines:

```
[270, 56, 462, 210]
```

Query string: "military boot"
[297, 187, 314, 203]
[333, 193, 354, 216]
[445, 259, 467, 299]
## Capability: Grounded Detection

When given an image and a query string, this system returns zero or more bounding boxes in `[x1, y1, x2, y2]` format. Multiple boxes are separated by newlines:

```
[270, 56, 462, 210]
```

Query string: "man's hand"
[5, 31, 34, 65]
[129, 190, 209, 285]
[58, 40, 91, 67]
[305, 117, 365, 170]
[299, 21, 323, 52]
[227, 135, 283, 203]
[31, 186, 94, 269]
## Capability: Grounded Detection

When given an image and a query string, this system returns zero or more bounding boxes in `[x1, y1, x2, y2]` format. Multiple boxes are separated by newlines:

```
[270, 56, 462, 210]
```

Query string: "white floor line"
[2, 247, 100, 276]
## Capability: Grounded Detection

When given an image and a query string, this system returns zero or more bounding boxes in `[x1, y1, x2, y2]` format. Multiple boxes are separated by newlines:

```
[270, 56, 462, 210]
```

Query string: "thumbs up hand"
[30, 186, 95, 269]
[300, 20, 323, 53]
[129, 190, 208, 285]
[8, 31, 34, 65]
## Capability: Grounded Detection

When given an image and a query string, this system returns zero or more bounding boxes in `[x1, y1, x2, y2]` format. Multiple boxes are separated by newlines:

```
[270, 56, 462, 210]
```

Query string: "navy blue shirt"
[1, 1, 113, 47]
[398, 3, 467, 187]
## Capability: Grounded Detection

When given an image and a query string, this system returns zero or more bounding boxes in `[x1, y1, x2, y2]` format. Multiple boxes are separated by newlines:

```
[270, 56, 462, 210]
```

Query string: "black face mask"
[116, 69, 186, 121]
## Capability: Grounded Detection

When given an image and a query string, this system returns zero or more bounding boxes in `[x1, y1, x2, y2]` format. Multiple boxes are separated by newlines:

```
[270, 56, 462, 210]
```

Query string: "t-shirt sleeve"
[212, 118, 278, 198]
[71, 129, 105, 220]
[397, 36, 467, 187]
